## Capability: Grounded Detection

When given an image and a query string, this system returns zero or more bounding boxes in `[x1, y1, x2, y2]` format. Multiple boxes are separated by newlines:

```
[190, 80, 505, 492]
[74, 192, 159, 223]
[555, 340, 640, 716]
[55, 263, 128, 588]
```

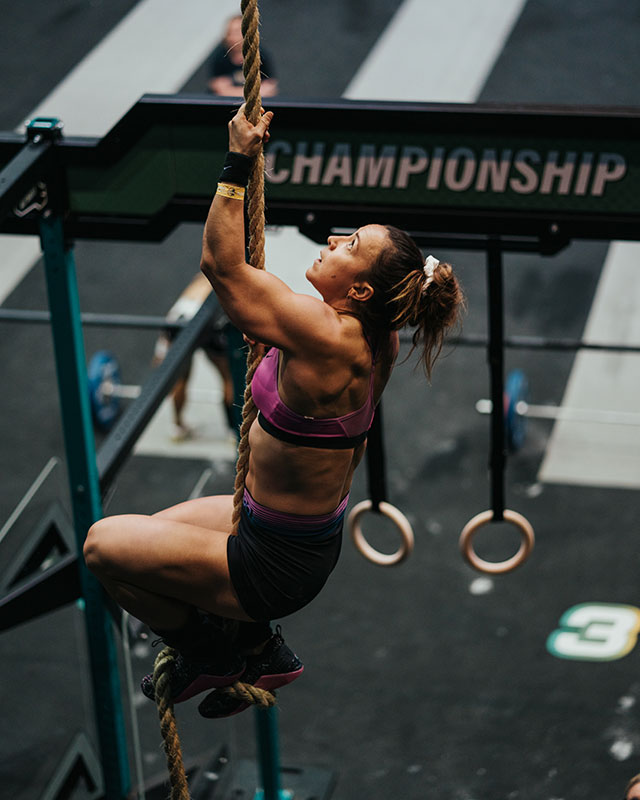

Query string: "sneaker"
[170, 422, 194, 442]
[197, 626, 304, 719]
[140, 649, 245, 705]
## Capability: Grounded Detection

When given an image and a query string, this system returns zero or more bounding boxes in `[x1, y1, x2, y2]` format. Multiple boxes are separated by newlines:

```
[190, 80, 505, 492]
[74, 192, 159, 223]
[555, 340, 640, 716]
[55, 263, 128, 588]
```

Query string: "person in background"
[153, 273, 235, 441]
[207, 14, 278, 98]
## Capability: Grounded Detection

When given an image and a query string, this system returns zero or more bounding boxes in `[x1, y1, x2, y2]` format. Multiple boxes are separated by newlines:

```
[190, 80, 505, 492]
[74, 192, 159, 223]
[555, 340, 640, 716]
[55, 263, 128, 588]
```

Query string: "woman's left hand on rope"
[242, 333, 267, 357]
[228, 104, 273, 157]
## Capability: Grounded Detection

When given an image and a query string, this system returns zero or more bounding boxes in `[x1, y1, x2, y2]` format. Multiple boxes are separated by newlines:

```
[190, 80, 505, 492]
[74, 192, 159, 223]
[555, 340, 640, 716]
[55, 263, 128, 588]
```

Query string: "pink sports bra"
[251, 347, 376, 449]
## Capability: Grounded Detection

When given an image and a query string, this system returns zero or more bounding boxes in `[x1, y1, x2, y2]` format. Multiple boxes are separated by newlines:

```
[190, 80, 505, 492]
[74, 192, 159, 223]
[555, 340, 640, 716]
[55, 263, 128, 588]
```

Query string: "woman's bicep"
[206, 264, 333, 350]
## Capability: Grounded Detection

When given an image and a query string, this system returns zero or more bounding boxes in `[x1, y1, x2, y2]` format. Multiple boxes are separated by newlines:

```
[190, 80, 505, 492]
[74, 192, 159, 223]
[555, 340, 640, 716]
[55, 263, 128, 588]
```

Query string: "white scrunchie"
[422, 255, 439, 293]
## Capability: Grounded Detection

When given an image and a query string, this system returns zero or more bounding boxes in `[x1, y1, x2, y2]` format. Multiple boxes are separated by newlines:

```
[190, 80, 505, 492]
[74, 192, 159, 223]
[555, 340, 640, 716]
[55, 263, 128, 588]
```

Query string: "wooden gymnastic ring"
[459, 509, 534, 574]
[348, 500, 414, 566]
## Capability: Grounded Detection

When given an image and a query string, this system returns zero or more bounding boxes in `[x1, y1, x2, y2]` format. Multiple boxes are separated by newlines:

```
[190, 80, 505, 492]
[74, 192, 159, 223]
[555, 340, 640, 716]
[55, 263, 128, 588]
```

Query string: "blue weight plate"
[504, 369, 529, 453]
[87, 350, 121, 430]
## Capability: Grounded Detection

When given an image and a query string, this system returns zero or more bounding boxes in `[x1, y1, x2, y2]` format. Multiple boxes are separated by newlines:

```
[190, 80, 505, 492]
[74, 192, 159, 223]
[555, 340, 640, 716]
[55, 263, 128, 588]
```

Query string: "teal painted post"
[39, 213, 130, 799]
[226, 328, 287, 800]
[254, 707, 291, 800]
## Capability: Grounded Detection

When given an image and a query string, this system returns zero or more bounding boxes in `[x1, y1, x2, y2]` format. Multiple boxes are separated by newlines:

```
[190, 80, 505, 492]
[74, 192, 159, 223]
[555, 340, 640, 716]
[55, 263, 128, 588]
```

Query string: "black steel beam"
[398, 331, 640, 353]
[0, 308, 186, 330]
[0, 553, 80, 632]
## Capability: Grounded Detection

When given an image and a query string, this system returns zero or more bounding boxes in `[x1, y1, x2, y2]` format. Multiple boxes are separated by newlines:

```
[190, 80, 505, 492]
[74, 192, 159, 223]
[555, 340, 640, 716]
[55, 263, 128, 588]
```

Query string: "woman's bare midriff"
[245, 418, 366, 515]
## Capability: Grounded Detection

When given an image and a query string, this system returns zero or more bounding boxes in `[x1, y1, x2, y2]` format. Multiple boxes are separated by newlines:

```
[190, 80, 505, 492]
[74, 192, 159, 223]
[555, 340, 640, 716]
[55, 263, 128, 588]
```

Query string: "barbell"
[476, 368, 640, 453]
[87, 350, 222, 430]
[87, 351, 125, 429]
[3, 306, 639, 354]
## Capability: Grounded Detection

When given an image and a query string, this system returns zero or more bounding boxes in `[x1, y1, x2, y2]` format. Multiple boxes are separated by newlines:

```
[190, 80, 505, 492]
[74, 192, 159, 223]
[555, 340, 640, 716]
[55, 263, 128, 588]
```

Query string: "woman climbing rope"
[83, 104, 465, 719]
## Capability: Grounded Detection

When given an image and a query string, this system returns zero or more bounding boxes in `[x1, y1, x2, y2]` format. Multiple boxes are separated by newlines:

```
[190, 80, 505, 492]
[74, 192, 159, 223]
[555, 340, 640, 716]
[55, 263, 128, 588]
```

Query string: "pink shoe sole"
[142, 663, 246, 705]
[199, 664, 304, 718]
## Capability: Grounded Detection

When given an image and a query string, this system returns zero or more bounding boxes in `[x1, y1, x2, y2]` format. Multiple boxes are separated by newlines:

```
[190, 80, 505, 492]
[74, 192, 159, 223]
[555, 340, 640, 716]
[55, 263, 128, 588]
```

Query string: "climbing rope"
[231, 0, 268, 535]
[228, 0, 276, 710]
[218, 680, 277, 709]
[153, 648, 190, 799]
[154, 4, 273, 796]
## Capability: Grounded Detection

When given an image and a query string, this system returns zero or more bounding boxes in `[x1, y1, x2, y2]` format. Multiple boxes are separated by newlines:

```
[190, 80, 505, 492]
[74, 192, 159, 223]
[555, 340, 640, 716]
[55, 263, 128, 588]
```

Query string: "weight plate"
[505, 369, 529, 452]
[87, 350, 121, 430]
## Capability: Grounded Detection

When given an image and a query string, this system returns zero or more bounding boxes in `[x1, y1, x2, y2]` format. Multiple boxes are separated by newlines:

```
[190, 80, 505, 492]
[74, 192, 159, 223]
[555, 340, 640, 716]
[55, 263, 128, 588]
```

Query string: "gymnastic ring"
[348, 500, 414, 566]
[459, 509, 535, 574]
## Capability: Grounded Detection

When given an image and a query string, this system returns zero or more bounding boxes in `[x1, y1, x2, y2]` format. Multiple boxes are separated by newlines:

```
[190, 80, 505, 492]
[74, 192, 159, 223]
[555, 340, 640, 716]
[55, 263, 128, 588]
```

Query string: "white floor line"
[539, 242, 640, 488]
[0, 456, 60, 547]
[189, 467, 215, 501]
[25, 0, 238, 138]
[1, 0, 238, 305]
[344, 0, 527, 102]
[0, 234, 43, 306]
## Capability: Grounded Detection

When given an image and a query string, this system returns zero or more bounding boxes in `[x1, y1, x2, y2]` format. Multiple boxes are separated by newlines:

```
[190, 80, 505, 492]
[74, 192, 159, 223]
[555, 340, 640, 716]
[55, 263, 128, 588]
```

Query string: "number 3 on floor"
[547, 603, 640, 662]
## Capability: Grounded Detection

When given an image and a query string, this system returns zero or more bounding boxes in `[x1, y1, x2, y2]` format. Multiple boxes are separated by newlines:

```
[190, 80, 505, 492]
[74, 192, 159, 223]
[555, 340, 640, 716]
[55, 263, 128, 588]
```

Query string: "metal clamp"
[25, 117, 64, 143]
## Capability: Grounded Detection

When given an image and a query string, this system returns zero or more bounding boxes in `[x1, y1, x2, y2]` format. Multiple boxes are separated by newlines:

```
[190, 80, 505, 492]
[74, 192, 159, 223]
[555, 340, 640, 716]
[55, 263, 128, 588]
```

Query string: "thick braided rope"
[231, 0, 266, 534]
[153, 648, 191, 799]
[153, 6, 267, 793]
[230, 4, 276, 712]
[221, 680, 276, 708]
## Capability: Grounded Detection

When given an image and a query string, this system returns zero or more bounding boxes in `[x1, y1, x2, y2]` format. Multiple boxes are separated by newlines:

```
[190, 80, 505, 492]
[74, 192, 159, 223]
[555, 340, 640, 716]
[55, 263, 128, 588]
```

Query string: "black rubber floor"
[1, 2, 640, 798]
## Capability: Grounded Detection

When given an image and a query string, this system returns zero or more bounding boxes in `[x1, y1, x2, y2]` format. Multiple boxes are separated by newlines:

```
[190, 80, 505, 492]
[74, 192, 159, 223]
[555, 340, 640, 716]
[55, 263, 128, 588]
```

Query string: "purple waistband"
[243, 488, 349, 530]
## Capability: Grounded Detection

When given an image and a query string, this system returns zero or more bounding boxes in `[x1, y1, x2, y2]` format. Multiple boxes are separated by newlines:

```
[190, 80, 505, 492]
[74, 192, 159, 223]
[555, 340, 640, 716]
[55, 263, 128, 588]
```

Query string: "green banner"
[263, 130, 639, 215]
[3, 97, 640, 240]
[67, 122, 640, 219]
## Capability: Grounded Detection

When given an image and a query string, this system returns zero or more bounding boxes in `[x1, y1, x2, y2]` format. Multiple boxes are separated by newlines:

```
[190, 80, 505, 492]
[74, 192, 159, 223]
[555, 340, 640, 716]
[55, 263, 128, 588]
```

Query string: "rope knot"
[222, 680, 277, 708]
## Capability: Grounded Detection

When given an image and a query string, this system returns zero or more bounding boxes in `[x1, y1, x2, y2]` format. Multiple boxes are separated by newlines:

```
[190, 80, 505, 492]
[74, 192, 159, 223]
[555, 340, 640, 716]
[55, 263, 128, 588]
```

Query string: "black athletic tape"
[218, 151, 253, 187]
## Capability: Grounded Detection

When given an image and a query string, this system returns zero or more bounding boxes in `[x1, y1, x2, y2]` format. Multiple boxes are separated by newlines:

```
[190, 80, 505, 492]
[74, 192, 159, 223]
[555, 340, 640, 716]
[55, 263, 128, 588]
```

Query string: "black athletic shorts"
[227, 490, 344, 621]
